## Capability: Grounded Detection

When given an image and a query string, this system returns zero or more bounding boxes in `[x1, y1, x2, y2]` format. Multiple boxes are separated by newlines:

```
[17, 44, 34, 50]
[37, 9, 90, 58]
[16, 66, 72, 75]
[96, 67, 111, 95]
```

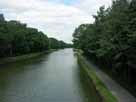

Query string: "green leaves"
[73, 0, 136, 89]
[49, 38, 72, 49]
[0, 14, 70, 57]
[73, 0, 136, 64]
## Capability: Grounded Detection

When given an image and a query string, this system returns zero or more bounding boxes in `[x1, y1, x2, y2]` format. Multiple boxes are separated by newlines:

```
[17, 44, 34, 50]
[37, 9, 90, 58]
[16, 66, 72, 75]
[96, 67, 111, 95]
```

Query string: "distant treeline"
[73, 0, 136, 95]
[0, 14, 72, 57]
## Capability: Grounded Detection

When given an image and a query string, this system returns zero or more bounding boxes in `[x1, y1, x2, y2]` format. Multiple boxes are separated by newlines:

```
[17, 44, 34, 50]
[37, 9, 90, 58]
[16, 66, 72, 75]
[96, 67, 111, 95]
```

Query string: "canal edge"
[76, 51, 118, 102]
[0, 49, 56, 65]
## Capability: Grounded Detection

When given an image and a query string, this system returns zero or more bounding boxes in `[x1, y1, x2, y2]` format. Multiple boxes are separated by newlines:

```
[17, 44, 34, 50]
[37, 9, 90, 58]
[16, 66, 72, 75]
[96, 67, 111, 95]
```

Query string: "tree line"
[0, 14, 72, 57]
[73, 0, 136, 95]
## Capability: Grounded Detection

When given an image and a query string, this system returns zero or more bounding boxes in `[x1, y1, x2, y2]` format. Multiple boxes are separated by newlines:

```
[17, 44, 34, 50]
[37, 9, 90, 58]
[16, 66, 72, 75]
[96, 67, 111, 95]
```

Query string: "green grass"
[77, 53, 118, 102]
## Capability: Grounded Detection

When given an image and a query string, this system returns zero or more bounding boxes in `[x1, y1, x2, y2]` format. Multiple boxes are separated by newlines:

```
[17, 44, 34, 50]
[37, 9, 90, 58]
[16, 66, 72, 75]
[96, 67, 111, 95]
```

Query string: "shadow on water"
[0, 54, 50, 89]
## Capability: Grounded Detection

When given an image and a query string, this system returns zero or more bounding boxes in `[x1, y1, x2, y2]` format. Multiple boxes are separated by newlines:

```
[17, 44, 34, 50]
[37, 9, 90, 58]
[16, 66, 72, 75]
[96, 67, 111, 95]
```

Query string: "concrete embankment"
[77, 52, 118, 102]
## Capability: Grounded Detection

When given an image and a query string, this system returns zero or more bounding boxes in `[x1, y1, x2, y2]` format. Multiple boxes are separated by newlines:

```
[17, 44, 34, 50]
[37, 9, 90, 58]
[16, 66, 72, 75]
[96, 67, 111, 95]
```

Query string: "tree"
[0, 14, 70, 57]
[0, 14, 5, 21]
[73, 0, 136, 95]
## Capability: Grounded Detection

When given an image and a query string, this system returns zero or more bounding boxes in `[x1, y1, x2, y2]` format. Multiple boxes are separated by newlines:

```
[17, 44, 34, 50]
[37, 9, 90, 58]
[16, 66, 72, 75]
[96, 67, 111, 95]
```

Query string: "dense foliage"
[73, 0, 136, 95]
[49, 38, 72, 49]
[0, 14, 71, 57]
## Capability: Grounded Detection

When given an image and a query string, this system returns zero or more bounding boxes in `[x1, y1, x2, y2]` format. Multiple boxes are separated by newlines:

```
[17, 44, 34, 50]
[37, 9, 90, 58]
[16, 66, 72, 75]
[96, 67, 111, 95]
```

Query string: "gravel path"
[85, 58, 136, 102]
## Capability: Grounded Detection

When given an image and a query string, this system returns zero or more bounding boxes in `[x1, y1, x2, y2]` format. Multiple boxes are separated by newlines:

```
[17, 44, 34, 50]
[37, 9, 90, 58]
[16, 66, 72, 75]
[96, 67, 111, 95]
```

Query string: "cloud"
[75, 0, 112, 13]
[0, 0, 111, 43]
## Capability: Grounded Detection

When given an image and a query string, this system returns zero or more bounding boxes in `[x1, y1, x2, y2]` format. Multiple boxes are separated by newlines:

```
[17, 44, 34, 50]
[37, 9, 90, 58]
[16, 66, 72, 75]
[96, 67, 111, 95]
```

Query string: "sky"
[0, 0, 112, 43]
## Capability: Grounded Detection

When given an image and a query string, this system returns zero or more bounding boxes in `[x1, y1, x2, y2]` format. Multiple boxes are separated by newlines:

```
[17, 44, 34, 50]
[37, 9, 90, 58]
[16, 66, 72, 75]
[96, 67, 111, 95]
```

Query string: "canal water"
[0, 49, 100, 102]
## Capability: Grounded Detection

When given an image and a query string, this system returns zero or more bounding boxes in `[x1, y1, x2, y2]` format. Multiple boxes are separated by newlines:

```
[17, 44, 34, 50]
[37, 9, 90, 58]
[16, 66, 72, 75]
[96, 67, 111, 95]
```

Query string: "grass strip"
[77, 52, 118, 102]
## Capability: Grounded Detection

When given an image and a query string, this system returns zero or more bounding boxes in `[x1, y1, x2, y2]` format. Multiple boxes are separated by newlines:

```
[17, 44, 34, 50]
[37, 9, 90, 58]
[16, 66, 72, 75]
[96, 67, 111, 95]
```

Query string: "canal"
[0, 49, 100, 102]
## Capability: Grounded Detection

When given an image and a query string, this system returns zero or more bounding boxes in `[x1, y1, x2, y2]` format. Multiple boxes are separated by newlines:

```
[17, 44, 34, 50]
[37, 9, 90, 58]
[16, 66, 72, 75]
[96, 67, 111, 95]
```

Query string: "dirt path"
[85, 58, 136, 102]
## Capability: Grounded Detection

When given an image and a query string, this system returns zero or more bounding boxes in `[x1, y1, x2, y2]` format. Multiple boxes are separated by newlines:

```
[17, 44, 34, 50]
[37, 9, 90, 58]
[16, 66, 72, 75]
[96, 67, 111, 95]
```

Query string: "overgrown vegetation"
[0, 14, 72, 57]
[73, 0, 136, 96]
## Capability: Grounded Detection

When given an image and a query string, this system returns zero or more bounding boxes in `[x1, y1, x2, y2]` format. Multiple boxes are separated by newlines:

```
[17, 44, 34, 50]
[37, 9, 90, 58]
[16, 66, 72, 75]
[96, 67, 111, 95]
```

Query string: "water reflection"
[0, 49, 100, 102]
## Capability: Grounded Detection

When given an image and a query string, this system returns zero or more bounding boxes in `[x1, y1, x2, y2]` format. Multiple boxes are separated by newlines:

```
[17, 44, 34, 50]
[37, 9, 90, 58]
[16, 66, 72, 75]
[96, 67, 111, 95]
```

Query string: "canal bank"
[77, 52, 117, 102]
[0, 49, 56, 65]
[77, 51, 136, 102]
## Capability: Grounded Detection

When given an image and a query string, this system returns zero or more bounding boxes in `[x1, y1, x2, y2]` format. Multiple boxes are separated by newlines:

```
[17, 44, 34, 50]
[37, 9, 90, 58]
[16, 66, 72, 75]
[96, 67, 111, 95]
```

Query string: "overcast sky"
[0, 0, 112, 43]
